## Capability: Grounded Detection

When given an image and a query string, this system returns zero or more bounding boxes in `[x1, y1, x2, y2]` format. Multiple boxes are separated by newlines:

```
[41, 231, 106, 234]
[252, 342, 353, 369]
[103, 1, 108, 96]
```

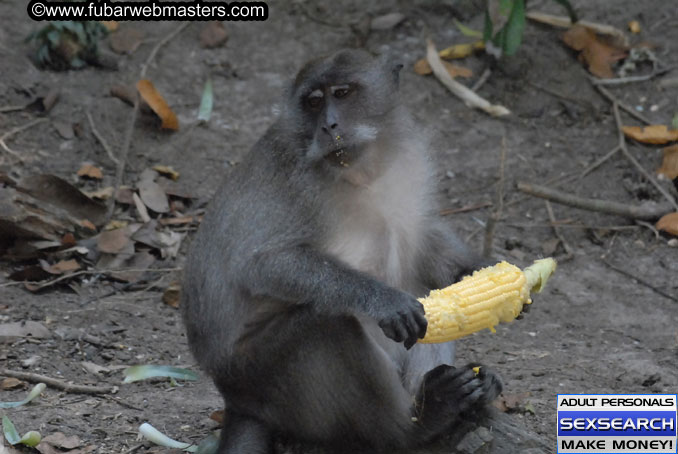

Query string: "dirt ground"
[1, 0, 677, 453]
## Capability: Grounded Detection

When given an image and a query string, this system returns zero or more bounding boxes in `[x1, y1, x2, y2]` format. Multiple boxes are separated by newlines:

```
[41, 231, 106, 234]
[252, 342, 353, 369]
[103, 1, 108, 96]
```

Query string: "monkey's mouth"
[324, 147, 354, 168]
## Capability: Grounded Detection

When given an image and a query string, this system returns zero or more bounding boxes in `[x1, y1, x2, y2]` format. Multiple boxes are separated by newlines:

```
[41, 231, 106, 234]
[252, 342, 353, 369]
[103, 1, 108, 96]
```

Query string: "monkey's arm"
[419, 221, 494, 290]
[243, 245, 427, 348]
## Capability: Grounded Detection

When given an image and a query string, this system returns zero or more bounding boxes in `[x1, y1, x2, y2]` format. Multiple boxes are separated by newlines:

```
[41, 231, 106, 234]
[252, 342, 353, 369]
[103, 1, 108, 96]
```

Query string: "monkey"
[181, 49, 503, 454]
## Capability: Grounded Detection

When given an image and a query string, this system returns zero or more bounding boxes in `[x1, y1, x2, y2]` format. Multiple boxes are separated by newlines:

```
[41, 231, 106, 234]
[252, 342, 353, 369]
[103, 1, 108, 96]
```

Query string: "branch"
[516, 182, 672, 220]
[0, 368, 117, 395]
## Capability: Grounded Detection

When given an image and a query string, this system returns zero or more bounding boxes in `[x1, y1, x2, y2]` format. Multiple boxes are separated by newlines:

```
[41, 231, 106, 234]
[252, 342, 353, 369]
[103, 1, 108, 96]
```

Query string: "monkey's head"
[285, 49, 404, 170]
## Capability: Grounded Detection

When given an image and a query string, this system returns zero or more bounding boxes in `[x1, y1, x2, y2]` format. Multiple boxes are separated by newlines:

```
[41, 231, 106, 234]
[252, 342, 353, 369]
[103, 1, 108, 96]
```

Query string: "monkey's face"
[290, 50, 403, 170]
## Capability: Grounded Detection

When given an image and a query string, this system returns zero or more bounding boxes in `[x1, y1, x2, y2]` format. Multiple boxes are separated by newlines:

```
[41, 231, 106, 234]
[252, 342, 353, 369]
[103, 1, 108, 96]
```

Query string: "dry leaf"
[77, 164, 103, 180]
[622, 125, 678, 144]
[100, 20, 119, 31]
[80, 219, 97, 231]
[19, 174, 107, 226]
[137, 79, 179, 130]
[200, 21, 229, 48]
[104, 220, 128, 231]
[562, 25, 628, 78]
[1, 377, 24, 390]
[209, 410, 225, 425]
[152, 165, 180, 181]
[370, 12, 406, 30]
[439, 41, 485, 59]
[162, 282, 181, 308]
[138, 169, 170, 213]
[159, 216, 194, 226]
[628, 20, 641, 34]
[43, 259, 80, 275]
[115, 186, 135, 205]
[110, 28, 144, 54]
[97, 228, 132, 254]
[53, 119, 74, 139]
[133, 192, 151, 223]
[42, 433, 83, 450]
[84, 186, 114, 200]
[657, 145, 678, 179]
[656, 212, 678, 236]
[414, 59, 472, 78]
[0, 321, 51, 341]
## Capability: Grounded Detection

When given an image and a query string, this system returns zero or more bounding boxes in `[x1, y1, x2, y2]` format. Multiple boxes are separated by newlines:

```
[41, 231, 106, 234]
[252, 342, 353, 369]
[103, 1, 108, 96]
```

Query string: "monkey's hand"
[372, 289, 428, 349]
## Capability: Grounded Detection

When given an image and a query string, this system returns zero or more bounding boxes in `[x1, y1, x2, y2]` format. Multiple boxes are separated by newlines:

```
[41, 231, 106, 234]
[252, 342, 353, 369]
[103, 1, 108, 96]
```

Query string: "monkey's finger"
[379, 319, 405, 344]
[413, 309, 428, 339]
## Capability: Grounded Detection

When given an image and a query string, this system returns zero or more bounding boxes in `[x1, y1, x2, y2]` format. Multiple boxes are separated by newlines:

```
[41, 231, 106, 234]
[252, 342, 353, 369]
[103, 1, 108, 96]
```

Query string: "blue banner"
[558, 411, 676, 437]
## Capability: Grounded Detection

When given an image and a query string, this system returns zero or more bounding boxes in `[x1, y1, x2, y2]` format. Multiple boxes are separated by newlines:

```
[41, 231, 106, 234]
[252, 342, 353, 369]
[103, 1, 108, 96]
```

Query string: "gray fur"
[182, 49, 500, 454]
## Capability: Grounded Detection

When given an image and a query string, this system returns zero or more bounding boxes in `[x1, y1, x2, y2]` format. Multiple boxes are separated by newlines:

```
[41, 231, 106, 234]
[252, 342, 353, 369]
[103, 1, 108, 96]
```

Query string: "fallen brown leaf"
[80, 219, 97, 231]
[109, 27, 144, 54]
[159, 216, 194, 226]
[622, 125, 678, 145]
[162, 281, 181, 308]
[656, 212, 678, 236]
[97, 227, 132, 254]
[138, 169, 170, 213]
[0, 321, 51, 342]
[152, 165, 180, 181]
[137, 79, 179, 130]
[1, 377, 24, 390]
[200, 21, 229, 48]
[43, 259, 80, 275]
[84, 186, 114, 200]
[42, 432, 83, 450]
[562, 25, 628, 78]
[439, 40, 485, 59]
[209, 410, 225, 425]
[628, 20, 641, 34]
[657, 145, 678, 178]
[414, 59, 473, 78]
[77, 164, 103, 180]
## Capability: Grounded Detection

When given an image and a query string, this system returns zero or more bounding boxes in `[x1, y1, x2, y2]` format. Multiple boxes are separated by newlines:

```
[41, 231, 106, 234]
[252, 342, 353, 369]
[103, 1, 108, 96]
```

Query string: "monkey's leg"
[218, 413, 271, 454]
[218, 310, 421, 452]
[414, 363, 503, 441]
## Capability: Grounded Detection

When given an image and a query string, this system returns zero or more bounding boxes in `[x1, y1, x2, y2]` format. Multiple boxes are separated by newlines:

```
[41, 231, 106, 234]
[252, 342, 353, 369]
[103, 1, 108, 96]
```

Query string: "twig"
[471, 68, 492, 92]
[591, 67, 674, 86]
[0, 118, 47, 158]
[104, 395, 144, 411]
[0, 105, 26, 113]
[517, 182, 673, 220]
[426, 39, 510, 117]
[440, 201, 492, 216]
[594, 84, 651, 125]
[544, 200, 574, 260]
[86, 111, 120, 165]
[483, 136, 507, 257]
[527, 81, 591, 107]
[108, 22, 190, 222]
[122, 444, 144, 454]
[0, 267, 182, 289]
[601, 259, 678, 303]
[0, 368, 117, 394]
[580, 145, 620, 178]
[635, 220, 660, 240]
[612, 101, 678, 211]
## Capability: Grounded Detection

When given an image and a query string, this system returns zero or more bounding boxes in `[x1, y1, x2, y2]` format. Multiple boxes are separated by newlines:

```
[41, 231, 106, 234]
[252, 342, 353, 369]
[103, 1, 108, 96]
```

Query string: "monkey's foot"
[415, 363, 502, 438]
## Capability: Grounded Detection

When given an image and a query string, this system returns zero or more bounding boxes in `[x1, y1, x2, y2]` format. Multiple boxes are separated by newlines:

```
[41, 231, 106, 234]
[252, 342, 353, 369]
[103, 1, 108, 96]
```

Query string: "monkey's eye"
[331, 84, 351, 99]
[306, 89, 324, 109]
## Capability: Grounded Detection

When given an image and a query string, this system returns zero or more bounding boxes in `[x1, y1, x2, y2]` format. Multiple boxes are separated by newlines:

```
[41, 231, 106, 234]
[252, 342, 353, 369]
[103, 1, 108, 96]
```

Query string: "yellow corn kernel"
[418, 258, 556, 343]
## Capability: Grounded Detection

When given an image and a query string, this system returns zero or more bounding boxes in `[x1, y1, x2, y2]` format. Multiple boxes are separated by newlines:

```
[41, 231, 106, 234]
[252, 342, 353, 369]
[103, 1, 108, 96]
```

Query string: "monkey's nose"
[322, 123, 339, 134]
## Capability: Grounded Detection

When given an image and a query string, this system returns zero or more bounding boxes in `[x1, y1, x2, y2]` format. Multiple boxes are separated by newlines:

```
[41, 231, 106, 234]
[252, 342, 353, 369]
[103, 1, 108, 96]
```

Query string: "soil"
[1, 1, 677, 453]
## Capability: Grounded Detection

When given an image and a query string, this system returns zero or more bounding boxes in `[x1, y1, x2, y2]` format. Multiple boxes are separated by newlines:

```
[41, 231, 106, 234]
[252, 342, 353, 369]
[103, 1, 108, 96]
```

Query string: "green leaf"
[20, 431, 42, 447]
[198, 77, 214, 123]
[671, 113, 678, 130]
[2, 415, 21, 445]
[453, 19, 483, 39]
[492, 0, 526, 56]
[0, 383, 46, 409]
[139, 423, 197, 452]
[551, 0, 578, 23]
[123, 365, 198, 384]
[483, 9, 493, 43]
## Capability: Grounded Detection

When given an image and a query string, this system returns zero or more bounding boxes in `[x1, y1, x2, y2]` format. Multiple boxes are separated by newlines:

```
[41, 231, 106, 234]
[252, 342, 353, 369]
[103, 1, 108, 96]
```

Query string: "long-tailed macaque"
[182, 49, 502, 454]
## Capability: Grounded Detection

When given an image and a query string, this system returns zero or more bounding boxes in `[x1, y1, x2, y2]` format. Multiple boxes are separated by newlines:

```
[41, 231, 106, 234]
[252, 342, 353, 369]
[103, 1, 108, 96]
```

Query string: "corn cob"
[418, 258, 557, 343]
